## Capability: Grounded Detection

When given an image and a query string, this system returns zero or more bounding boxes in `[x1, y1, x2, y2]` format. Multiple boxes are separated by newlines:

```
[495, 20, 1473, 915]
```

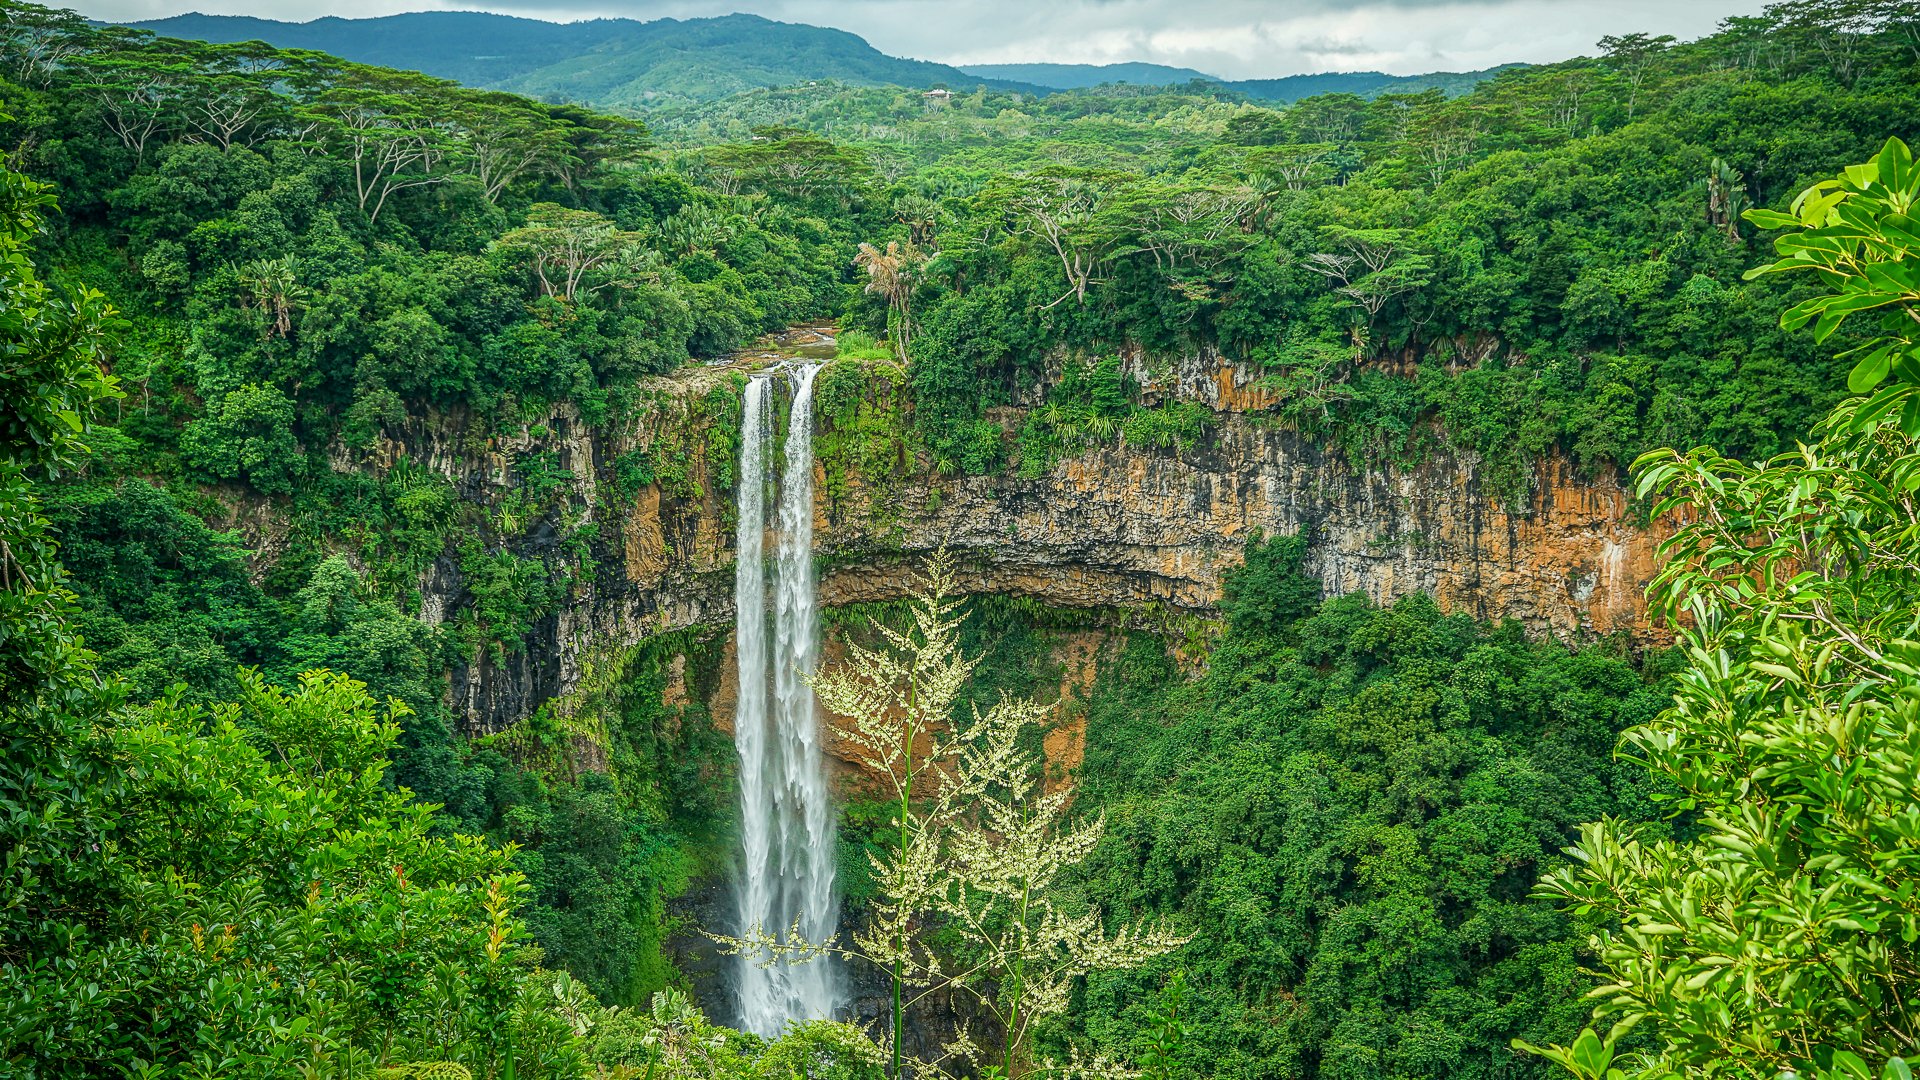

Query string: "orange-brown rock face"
[833, 424, 1665, 641]
[298, 347, 1668, 735]
[794, 353, 1670, 644]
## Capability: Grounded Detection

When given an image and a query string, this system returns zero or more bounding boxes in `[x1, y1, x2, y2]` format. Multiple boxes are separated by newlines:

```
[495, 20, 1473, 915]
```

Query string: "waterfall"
[732, 363, 843, 1038]
[732, 375, 777, 1032]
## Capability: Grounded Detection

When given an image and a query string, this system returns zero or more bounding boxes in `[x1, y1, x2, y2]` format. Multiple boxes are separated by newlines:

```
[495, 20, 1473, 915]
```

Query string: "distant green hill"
[956, 60, 1517, 100]
[126, 11, 1045, 106]
[503, 15, 1034, 109]
[124, 11, 608, 85]
[126, 11, 1510, 110]
[1229, 65, 1525, 103]
[958, 61, 1222, 89]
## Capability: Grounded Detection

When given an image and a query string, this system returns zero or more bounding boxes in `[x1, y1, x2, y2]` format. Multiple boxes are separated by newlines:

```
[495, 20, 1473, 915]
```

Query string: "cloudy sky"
[71, 0, 1772, 80]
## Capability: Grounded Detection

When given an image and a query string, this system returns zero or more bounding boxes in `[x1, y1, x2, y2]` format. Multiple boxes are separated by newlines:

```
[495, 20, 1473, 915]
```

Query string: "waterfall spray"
[732, 363, 843, 1037]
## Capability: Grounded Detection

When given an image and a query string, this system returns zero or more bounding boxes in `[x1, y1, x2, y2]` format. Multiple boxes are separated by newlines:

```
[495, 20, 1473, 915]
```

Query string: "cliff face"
[819, 421, 1657, 635]
[314, 340, 1667, 736]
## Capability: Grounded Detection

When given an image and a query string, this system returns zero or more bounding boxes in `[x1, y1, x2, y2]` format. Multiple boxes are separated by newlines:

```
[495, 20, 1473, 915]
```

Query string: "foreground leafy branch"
[1521, 136, 1920, 1080]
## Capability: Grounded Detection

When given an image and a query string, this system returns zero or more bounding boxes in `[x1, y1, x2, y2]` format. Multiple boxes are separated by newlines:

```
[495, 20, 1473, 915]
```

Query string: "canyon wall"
[305, 342, 1668, 736]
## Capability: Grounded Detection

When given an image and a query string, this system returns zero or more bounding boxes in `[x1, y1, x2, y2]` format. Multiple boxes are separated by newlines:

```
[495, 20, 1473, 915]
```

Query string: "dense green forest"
[6, 0, 1920, 1076]
[1064, 544, 1675, 1079]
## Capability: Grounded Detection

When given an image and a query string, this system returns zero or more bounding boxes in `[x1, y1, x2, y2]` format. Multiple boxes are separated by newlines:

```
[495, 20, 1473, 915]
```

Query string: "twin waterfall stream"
[730, 363, 846, 1037]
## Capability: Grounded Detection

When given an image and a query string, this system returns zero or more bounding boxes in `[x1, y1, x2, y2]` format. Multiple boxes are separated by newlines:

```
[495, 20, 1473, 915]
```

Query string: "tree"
[1283, 92, 1369, 145]
[0, 157, 118, 485]
[1522, 138, 1920, 1080]
[1712, 14, 1794, 74]
[932, 651, 1189, 1077]
[1766, 0, 1880, 88]
[655, 203, 731, 256]
[1251, 330, 1357, 427]
[1705, 158, 1748, 241]
[1248, 143, 1336, 191]
[304, 67, 459, 223]
[235, 255, 308, 340]
[1597, 32, 1676, 119]
[1874, 0, 1920, 62]
[180, 382, 302, 494]
[996, 168, 1133, 308]
[7, 670, 587, 1077]
[705, 126, 872, 207]
[1406, 101, 1483, 187]
[184, 40, 290, 150]
[1302, 225, 1433, 330]
[0, 0, 88, 88]
[495, 204, 656, 304]
[1742, 136, 1920, 414]
[1537, 70, 1589, 137]
[854, 239, 927, 360]
[0, 154, 598, 1078]
[0, 139, 124, 1078]
[452, 90, 570, 204]
[538, 102, 651, 193]
[1116, 179, 1255, 300]
[69, 30, 193, 165]
[893, 193, 941, 248]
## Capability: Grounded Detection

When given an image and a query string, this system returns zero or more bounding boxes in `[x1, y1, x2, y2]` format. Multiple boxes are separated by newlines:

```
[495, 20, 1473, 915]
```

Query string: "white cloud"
[70, 0, 1771, 80]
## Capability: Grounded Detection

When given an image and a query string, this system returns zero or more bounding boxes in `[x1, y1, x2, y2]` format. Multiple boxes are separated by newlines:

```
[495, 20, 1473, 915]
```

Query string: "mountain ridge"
[958, 60, 1520, 100]
[958, 61, 1223, 89]
[126, 10, 1511, 107]
[1230, 64, 1527, 102]
[126, 10, 1051, 104]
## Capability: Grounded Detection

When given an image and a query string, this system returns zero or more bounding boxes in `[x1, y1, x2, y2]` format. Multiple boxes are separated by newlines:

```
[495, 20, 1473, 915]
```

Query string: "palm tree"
[853, 239, 926, 361]
[1707, 158, 1749, 243]
[235, 255, 307, 340]
[891, 193, 941, 247]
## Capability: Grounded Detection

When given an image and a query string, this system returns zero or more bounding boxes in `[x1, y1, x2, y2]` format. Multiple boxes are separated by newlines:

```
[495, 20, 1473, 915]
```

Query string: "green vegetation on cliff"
[0, 144, 583, 1078]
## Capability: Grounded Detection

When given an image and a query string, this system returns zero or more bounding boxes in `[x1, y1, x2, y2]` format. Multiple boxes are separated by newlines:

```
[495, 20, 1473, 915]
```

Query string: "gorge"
[8, 4, 1912, 1074]
[335, 338, 1669, 742]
